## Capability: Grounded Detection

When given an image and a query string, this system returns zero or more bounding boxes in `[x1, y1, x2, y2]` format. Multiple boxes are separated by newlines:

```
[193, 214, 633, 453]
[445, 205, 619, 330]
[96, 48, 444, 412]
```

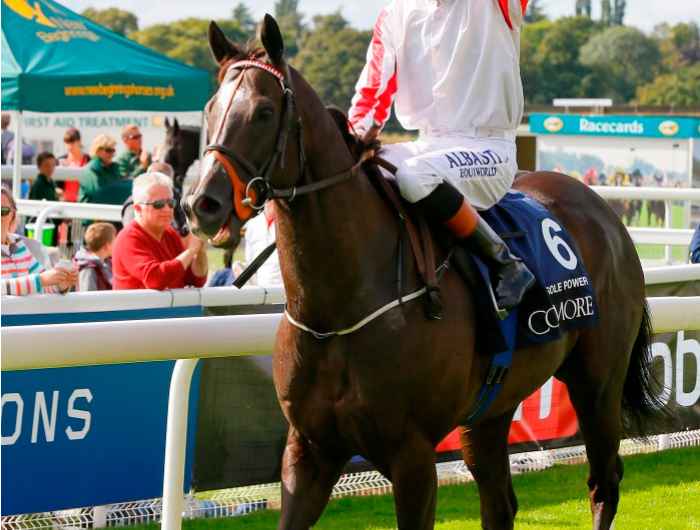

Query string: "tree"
[525, 0, 546, 23]
[130, 18, 247, 89]
[600, 0, 625, 26]
[636, 63, 700, 107]
[232, 3, 256, 40]
[580, 26, 662, 101]
[525, 16, 600, 104]
[575, 0, 592, 18]
[274, 0, 305, 58]
[81, 7, 138, 36]
[612, 0, 626, 25]
[520, 19, 553, 103]
[294, 12, 371, 111]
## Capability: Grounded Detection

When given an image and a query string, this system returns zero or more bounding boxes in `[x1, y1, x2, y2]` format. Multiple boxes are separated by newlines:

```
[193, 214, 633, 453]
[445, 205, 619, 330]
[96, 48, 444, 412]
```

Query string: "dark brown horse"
[162, 117, 201, 193]
[184, 16, 659, 530]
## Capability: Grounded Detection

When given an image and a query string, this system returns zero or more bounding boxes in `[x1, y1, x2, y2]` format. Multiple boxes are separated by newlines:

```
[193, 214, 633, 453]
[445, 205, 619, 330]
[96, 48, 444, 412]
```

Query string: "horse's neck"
[275, 113, 400, 330]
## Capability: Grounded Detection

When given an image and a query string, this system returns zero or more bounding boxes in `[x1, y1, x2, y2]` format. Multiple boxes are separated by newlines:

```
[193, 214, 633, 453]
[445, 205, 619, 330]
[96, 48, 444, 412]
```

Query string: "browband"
[229, 60, 286, 90]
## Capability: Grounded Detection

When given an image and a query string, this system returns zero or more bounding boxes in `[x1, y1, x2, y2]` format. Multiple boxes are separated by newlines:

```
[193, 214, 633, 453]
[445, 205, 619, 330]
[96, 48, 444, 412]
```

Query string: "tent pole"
[12, 110, 23, 199]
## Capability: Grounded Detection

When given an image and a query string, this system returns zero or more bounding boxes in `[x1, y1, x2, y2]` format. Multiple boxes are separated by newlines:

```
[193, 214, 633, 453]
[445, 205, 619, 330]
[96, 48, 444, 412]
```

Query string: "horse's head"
[162, 117, 181, 170]
[162, 117, 200, 192]
[184, 14, 300, 248]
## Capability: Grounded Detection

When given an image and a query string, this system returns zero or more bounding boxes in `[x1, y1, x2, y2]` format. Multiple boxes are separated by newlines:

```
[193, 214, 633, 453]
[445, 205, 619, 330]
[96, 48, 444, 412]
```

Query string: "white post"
[93, 505, 109, 528]
[12, 110, 22, 199]
[664, 200, 672, 264]
[32, 203, 62, 242]
[161, 359, 199, 530]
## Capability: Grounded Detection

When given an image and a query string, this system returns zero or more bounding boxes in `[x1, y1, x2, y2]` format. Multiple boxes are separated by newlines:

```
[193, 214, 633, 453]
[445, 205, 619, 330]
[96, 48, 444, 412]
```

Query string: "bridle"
[203, 58, 368, 223]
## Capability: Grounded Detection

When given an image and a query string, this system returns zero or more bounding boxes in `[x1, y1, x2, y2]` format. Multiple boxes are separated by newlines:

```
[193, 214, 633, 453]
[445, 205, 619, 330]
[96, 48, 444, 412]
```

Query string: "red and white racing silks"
[349, 0, 529, 139]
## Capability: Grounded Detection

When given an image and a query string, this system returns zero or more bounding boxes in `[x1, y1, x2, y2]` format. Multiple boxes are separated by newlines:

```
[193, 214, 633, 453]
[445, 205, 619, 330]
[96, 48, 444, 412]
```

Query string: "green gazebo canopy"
[2, 0, 210, 112]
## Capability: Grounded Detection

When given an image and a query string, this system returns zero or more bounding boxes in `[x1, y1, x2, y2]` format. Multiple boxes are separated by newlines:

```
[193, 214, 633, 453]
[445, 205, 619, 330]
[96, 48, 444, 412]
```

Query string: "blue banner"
[530, 114, 700, 139]
[1, 307, 202, 515]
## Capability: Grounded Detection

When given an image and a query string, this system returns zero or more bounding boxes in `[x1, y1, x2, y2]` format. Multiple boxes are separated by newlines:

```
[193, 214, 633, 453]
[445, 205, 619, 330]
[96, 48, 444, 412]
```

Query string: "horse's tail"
[622, 301, 665, 435]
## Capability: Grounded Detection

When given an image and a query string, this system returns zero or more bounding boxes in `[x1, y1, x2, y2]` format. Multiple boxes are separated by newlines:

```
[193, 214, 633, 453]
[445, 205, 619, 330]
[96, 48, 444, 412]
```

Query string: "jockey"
[349, 0, 535, 310]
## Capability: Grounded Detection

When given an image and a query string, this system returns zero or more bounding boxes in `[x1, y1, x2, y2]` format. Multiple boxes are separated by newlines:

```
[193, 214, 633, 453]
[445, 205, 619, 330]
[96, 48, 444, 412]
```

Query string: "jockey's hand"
[361, 124, 381, 146]
[359, 124, 382, 158]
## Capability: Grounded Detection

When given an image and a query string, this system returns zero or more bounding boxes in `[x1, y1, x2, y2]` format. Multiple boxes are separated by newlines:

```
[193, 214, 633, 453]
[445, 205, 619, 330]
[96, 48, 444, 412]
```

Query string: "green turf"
[627, 203, 688, 262]
[131, 446, 700, 529]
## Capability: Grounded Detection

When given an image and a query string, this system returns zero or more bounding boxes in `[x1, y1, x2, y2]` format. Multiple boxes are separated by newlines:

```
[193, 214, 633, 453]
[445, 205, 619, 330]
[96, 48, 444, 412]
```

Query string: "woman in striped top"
[1, 186, 77, 296]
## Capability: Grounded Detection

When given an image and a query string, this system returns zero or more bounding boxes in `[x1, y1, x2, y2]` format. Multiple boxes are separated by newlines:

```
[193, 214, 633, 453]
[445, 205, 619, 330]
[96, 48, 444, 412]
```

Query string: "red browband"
[229, 59, 286, 88]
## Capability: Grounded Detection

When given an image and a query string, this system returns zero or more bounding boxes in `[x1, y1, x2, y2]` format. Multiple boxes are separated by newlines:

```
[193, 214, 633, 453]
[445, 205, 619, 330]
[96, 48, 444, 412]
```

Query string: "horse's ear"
[260, 14, 284, 65]
[164, 117, 170, 129]
[173, 118, 180, 134]
[208, 21, 240, 65]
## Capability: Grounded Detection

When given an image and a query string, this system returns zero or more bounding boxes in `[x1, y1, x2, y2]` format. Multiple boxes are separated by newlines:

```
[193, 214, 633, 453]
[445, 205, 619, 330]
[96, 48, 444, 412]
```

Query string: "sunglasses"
[127, 134, 142, 140]
[101, 147, 116, 154]
[1, 206, 14, 217]
[139, 198, 176, 210]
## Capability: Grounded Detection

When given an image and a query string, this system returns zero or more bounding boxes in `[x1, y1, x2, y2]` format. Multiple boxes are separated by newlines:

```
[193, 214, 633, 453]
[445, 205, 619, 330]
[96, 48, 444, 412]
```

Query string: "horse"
[162, 117, 201, 193]
[184, 15, 660, 530]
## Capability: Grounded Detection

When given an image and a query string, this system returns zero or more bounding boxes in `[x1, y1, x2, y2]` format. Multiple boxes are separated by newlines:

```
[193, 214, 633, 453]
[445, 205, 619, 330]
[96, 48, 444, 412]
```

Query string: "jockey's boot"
[419, 182, 535, 310]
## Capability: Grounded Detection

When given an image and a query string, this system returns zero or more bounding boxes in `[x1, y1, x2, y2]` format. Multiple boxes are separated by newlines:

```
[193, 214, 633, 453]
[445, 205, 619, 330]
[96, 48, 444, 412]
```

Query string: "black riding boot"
[466, 217, 535, 310]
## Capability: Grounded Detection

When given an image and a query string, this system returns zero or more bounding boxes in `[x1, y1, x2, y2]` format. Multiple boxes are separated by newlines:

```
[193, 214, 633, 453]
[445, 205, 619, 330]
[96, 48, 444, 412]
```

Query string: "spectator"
[29, 152, 60, 201]
[207, 247, 235, 287]
[1, 113, 13, 164]
[80, 134, 130, 205]
[58, 128, 90, 168]
[690, 225, 700, 264]
[242, 201, 282, 287]
[117, 125, 151, 179]
[1, 186, 77, 295]
[112, 172, 207, 290]
[74, 222, 116, 291]
[58, 127, 90, 202]
[6, 137, 36, 165]
[121, 161, 188, 236]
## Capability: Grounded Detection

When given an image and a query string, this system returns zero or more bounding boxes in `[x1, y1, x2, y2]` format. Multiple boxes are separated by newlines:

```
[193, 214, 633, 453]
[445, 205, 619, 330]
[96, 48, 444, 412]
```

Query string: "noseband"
[204, 58, 368, 222]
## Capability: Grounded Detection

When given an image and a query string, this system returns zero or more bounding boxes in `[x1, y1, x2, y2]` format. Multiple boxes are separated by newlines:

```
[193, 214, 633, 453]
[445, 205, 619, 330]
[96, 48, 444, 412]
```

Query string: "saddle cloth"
[472, 190, 598, 350]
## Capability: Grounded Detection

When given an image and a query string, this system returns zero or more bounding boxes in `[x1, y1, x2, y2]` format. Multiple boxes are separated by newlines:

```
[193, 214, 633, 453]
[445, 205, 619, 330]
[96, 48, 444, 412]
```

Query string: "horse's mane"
[325, 106, 382, 173]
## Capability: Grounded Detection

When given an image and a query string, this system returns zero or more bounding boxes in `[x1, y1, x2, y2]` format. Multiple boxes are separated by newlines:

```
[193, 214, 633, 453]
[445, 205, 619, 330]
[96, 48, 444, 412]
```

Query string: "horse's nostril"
[194, 195, 223, 217]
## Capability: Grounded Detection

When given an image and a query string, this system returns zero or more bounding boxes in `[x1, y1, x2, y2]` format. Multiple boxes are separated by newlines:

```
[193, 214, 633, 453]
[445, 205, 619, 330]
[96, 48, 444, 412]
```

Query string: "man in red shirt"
[112, 172, 207, 290]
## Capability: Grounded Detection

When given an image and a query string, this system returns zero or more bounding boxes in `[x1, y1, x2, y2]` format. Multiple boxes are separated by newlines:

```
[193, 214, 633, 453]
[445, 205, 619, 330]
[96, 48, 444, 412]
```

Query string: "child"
[74, 222, 116, 291]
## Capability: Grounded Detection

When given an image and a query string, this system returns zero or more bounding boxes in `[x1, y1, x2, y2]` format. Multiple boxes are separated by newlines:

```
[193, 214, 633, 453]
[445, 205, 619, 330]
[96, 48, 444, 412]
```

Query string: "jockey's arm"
[348, 7, 398, 138]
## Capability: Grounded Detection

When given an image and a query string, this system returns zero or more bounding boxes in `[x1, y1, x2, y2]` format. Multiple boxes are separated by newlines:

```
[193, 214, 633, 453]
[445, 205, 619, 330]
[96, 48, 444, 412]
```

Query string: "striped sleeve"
[1, 273, 42, 296]
[1, 240, 60, 296]
[348, 8, 398, 136]
[497, 0, 529, 29]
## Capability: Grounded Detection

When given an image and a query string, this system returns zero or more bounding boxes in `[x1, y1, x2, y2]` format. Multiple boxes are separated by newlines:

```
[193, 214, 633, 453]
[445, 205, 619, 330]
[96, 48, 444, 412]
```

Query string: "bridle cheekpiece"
[203, 57, 368, 224]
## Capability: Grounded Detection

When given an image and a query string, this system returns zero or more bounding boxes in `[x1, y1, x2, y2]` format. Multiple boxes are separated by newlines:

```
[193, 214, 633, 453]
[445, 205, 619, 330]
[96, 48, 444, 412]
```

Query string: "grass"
[131, 446, 700, 530]
[631, 202, 688, 262]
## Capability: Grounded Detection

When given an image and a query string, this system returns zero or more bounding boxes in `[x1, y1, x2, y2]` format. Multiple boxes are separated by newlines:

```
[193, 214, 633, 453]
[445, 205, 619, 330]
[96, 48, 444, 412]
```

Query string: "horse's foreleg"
[278, 428, 347, 530]
[460, 410, 518, 530]
[389, 432, 438, 530]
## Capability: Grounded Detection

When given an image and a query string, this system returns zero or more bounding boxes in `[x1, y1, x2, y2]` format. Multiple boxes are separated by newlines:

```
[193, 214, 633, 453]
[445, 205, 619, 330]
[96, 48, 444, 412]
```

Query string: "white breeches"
[379, 136, 517, 210]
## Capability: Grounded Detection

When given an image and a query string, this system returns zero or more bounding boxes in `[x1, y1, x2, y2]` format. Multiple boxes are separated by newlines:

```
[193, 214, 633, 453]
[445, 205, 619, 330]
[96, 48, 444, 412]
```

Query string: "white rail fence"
[8, 184, 698, 259]
[591, 185, 700, 264]
[2, 276, 700, 530]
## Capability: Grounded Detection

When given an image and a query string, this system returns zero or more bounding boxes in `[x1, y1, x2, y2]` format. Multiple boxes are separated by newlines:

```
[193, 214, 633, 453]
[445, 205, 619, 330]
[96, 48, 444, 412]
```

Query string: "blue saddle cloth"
[473, 191, 598, 349]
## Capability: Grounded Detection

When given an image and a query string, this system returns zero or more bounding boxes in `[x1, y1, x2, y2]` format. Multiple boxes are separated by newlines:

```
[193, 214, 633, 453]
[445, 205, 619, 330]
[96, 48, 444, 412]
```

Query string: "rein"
[204, 58, 366, 221]
[207, 58, 440, 337]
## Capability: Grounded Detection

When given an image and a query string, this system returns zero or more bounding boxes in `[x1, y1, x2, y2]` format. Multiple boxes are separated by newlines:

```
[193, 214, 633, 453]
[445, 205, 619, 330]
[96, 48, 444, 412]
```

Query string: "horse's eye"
[256, 107, 275, 122]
